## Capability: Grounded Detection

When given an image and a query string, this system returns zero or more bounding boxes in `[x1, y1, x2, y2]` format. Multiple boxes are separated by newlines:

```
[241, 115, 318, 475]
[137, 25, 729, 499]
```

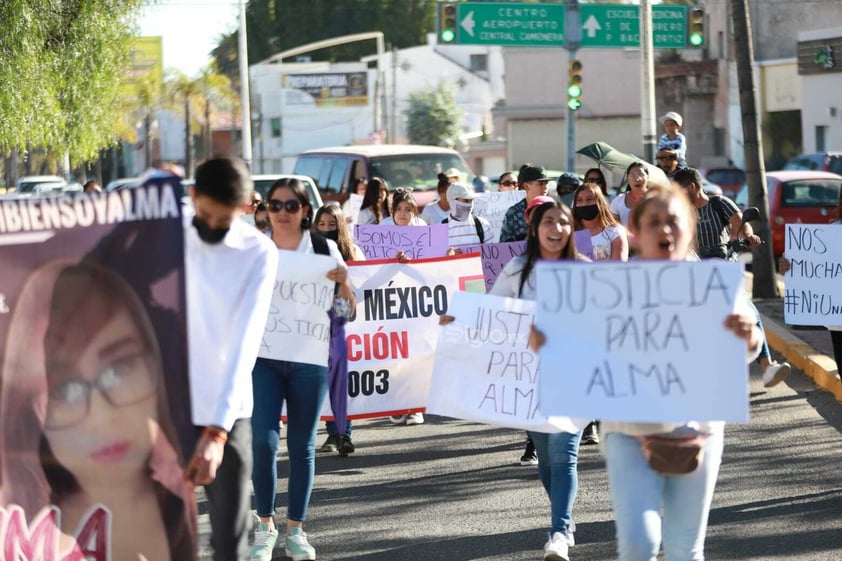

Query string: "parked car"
[13, 175, 67, 196]
[784, 152, 842, 174]
[293, 145, 473, 209]
[700, 166, 745, 199]
[735, 170, 841, 256]
[251, 174, 323, 211]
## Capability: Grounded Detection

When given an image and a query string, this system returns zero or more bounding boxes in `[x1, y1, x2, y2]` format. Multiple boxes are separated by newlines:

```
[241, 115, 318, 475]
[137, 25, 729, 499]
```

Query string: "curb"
[745, 271, 841, 401]
[759, 312, 842, 401]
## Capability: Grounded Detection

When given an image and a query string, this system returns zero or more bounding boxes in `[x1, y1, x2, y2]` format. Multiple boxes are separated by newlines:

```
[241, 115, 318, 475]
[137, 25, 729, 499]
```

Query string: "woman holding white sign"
[532, 187, 762, 561]
[483, 198, 587, 561]
[250, 178, 355, 561]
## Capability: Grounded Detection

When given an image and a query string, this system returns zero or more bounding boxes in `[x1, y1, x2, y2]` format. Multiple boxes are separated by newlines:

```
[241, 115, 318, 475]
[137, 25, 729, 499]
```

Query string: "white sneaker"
[285, 527, 316, 561]
[389, 415, 407, 424]
[249, 522, 279, 561]
[406, 412, 425, 425]
[762, 361, 791, 388]
[543, 531, 570, 561]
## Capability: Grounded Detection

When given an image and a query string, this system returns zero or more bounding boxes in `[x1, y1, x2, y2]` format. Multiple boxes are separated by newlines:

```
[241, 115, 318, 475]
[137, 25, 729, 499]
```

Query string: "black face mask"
[321, 229, 339, 242]
[573, 204, 600, 222]
[192, 216, 229, 244]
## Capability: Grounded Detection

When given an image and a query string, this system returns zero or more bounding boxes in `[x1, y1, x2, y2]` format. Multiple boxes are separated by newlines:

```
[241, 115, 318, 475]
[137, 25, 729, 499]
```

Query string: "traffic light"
[438, 2, 457, 44]
[567, 60, 583, 111]
[688, 7, 705, 47]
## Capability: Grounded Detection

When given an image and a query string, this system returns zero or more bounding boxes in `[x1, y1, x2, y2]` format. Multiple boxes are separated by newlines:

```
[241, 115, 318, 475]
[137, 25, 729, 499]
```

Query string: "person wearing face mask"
[444, 182, 496, 249]
[572, 181, 629, 262]
[184, 157, 278, 561]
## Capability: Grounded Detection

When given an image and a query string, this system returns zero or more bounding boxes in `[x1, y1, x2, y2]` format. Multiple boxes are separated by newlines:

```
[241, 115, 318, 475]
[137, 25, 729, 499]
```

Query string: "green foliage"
[405, 83, 462, 147]
[0, 1, 144, 162]
[212, 0, 436, 85]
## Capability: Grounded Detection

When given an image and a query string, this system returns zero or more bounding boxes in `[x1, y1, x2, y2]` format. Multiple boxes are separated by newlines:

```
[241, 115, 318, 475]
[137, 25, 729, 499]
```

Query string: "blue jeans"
[251, 358, 328, 521]
[603, 431, 725, 561]
[325, 419, 352, 437]
[528, 430, 582, 536]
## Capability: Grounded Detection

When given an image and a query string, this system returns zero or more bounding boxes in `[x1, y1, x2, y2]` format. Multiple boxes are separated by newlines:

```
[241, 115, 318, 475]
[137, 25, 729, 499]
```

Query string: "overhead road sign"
[580, 5, 689, 49]
[441, 2, 567, 47]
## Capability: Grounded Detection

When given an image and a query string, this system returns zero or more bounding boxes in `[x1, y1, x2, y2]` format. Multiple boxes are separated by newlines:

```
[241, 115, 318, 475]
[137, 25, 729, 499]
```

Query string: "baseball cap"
[444, 167, 463, 178]
[446, 182, 480, 205]
[518, 164, 550, 183]
[524, 195, 556, 220]
[556, 172, 581, 192]
[660, 111, 683, 127]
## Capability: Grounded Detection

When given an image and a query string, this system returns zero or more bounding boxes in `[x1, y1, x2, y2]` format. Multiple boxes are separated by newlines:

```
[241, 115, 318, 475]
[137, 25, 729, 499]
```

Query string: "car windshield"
[368, 154, 470, 191]
[781, 179, 841, 207]
[706, 169, 745, 186]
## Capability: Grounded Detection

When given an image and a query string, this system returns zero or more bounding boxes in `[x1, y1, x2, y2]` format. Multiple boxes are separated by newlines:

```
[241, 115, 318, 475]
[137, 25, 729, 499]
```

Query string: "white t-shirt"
[380, 216, 427, 226]
[590, 225, 623, 261]
[421, 200, 450, 226]
[448, 214, 496, 247]
[609, 193, 633, 227]
[356, 207, 379, 225]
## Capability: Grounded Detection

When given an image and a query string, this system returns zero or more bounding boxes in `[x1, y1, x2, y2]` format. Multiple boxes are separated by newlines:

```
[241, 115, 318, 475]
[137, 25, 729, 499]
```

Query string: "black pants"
[200, 418, 253, 561]
[831, 329, 842, 375]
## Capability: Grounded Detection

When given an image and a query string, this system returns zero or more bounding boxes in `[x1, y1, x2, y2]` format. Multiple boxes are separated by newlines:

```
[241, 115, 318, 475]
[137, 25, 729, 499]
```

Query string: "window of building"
[270, 117, 282, 138]
[470, 54, 488, 72]
[815, 126, 827, 152]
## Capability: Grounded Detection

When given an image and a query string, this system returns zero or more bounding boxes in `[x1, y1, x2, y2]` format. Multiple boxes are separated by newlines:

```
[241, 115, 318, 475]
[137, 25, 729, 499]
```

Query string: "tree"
[0, 1, 147, 163]
[405, 83, 462, 147]
[211, 0, 436, 86]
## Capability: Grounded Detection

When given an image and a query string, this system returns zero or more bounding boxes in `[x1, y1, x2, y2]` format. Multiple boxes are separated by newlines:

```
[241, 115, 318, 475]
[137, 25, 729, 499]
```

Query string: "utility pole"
[640, 0, 657, 163]
[238, 0, 253, 171]
[565, 0, 580, 172]
[391, 46, 398, 143]
[730, 0, 779, 297]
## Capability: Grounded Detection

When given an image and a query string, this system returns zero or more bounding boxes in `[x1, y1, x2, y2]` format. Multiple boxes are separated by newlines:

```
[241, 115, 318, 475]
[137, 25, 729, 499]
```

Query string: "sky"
[137, 0, 241, 77]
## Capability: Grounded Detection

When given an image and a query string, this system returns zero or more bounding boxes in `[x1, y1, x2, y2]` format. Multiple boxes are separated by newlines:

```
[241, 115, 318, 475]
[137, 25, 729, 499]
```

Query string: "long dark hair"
[572, 182, 619, 231]
[361, 177, 389, 223]
[518, 201, 580, 296]
[313, 204, 357, 261]
[268, 177, 313, 230]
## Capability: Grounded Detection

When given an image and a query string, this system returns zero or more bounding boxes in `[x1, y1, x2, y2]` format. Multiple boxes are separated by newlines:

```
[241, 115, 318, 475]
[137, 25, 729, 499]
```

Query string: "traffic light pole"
[565, 0, 580, 172]
[640, 0, 657, 164]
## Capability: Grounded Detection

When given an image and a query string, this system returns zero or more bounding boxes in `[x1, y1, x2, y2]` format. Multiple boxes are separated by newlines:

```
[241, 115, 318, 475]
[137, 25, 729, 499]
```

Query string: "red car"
[735, 170, 841, 256]
[700, 166, 745, 199]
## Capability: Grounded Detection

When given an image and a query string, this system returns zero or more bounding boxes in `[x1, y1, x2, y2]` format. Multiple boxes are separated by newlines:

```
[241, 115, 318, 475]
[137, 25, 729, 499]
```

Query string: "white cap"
[660, 111, 683, 127]
[446, 182, 479, 205]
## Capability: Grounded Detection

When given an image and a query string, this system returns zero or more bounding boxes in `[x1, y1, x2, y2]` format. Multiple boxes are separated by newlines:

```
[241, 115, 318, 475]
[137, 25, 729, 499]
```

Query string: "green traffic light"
[567, 84, 582, 98]
[689, 33, 704, 46]
[568, 98, 582, 111]
[441, 29, 455, 43]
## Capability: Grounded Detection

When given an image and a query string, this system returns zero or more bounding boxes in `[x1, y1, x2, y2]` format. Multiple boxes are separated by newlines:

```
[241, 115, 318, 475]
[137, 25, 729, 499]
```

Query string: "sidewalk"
[747, 272, 841, 400]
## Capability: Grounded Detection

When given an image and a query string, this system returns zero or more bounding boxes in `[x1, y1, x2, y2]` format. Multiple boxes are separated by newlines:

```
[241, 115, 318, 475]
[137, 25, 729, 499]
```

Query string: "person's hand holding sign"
[185, 426, 227, 485]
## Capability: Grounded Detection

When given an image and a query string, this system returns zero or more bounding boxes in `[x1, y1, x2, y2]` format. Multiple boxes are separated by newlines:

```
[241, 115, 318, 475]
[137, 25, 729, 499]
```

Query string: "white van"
[293, 145, 473, 209]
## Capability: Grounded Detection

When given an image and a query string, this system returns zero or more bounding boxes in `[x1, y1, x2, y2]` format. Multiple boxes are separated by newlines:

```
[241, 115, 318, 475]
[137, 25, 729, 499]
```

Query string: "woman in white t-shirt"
[610, 161, 650, 228]
[357, 177, 390, 225]
[573, 181, 629, 261]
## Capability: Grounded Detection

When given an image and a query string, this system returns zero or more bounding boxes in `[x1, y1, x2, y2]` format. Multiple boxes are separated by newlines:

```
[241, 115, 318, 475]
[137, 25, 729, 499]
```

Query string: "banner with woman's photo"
[0, 183, 197, 560]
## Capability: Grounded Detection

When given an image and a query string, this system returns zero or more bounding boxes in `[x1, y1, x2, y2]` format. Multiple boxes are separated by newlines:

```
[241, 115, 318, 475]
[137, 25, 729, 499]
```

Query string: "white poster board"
[334, 254, 486, 418]
[535, 260, 748, 423]
[259, 250, 336, 366]
[344, 193, 363, 224]
[783, 224, 842, 326]
[427, 291, 588, 433]
[473, 190, 526, 242]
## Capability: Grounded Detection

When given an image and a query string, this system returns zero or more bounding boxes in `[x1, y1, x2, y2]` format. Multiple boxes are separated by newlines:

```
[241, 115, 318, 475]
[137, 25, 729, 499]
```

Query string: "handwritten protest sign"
[536, 260, 747, 423]
[473, 191, 526, 241]
[0, 183, 197, 559]
[428, 292, 588, 432]
[354, 223, 449, 259]
[319, 254, 484, 419]
[459, 241, 526, 291]
[260, 250, 336, 366]
[344, 193, 363, 224]
[783, 224, 842, 326]
[573, 230, 594, 260]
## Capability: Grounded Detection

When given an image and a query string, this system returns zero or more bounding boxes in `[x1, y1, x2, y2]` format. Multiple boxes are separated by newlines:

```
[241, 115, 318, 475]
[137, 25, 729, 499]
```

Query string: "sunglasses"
[584, 177, 604, 184]
[394, 186, 414, 194]
[267, 199, 302, 213]
[500, 180, 517, 186]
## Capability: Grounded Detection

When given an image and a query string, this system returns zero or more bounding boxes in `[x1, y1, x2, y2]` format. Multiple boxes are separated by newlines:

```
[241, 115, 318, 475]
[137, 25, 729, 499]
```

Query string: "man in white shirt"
[445, 182, 496, 248]
[183, 157, 278, 561]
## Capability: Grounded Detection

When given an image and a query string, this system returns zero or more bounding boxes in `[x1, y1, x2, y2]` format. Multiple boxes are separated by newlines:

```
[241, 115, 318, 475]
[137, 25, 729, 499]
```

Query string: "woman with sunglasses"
[250, 178, 355, 561]
[583, 168, 609, 198]
[254, 202, 271, 234]
[497, 171, 517, 192]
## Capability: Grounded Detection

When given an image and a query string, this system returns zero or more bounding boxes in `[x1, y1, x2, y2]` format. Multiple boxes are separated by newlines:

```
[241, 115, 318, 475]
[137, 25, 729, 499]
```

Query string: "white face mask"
[450, 200, 473, 221]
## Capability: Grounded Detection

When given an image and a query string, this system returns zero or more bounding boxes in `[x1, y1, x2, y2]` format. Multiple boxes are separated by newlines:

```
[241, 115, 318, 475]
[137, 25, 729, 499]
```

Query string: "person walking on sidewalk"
[184, 157, 278, 561]
[673, 167, 791, 388]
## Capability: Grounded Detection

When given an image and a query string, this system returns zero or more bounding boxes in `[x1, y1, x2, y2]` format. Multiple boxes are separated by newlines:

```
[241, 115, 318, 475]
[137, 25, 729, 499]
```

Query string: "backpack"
[442, 215, 485, 244]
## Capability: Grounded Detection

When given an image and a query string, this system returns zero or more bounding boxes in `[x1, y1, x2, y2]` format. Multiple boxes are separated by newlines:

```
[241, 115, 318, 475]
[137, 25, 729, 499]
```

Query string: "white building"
[248, 34, 504, 173]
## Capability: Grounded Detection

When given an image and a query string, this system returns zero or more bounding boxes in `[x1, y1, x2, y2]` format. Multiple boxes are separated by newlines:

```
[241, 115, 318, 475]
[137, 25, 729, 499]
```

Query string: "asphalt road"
[198, 362, 842, 561]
